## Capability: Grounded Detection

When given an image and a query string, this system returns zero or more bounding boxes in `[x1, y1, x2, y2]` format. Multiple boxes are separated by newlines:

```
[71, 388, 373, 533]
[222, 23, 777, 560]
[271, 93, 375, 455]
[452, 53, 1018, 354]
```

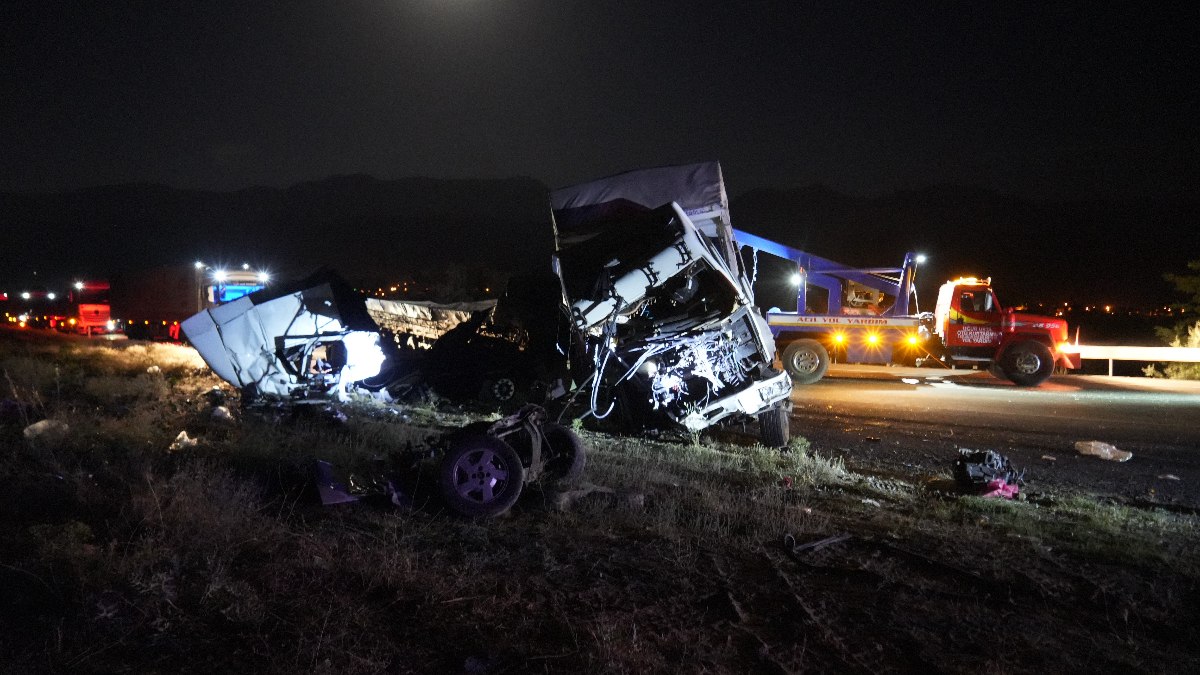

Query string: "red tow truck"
[732, 230, 1080, 387]
[928, 277, 1080, 386]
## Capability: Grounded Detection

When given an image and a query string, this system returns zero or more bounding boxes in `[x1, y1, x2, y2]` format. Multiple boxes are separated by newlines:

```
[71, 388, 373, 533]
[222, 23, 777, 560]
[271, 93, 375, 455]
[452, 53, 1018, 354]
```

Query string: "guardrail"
[1063, 344, 1200, 376]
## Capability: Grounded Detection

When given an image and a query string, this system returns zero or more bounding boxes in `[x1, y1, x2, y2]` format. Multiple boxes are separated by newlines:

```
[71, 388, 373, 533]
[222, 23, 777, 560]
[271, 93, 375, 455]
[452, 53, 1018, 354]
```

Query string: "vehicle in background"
[53, 280, 113, 336]
[735, 230, 1079, 386]
[111, 264, 269, 340]
[2, 289, 60, 329]
[734, 230, 926, 384]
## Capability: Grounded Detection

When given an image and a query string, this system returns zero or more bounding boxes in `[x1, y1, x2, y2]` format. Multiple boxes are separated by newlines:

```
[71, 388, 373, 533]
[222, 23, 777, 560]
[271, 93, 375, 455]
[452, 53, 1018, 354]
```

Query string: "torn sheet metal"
[550, 163, 791, 433]
[182, 271, 387, 399]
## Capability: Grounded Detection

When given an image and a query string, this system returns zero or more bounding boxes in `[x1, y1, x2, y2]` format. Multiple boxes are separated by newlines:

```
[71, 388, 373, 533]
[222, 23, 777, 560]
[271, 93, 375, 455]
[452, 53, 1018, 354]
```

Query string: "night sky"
[4, 1, 1197, 200]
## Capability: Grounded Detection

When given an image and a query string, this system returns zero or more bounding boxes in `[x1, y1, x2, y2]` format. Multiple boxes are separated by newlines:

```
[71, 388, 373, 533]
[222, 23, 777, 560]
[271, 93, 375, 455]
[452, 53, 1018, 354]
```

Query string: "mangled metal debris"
[183, 271, 390, 401]
[182, 163, 791, 447]
[179, 162, 794, 516]
[953, 449, 1022, 499]
[550, 162, 792, 444]
[439, 404, 585, 517]
[310, 404, 585, 518]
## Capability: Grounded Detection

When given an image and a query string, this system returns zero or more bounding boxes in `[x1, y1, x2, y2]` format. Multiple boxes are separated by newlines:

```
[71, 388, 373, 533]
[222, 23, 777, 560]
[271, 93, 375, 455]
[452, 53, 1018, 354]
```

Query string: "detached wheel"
[439, 435, 524, 517]
[541, 423, 586, 483]
[1000, 340, 1054, 387]
[758, 406, 790, 448]
[782, 339, 829, 384]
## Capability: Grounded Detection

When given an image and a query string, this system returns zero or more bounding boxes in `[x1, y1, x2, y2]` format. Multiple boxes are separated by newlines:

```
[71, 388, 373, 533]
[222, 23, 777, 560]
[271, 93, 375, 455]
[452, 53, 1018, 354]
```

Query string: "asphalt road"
[790, 364, 1200, 509]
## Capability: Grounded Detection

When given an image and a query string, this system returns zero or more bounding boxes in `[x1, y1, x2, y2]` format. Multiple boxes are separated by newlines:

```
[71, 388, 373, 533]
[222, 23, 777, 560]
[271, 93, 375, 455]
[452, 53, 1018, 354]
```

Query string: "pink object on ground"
[979, 479, 1019, 500]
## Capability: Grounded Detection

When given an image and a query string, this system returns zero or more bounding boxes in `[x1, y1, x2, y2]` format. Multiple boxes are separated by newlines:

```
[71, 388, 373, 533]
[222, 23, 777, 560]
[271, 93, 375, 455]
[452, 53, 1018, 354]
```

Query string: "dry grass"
[2, 330, 1198, 673]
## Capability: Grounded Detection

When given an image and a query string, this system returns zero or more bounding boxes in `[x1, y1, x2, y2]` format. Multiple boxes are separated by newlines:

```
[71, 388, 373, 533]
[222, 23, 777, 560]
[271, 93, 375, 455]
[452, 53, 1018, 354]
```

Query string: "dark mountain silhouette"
[2, 176, 1195, 307]
[733, 184, 1200, 307]
[0, 174, 554, 288]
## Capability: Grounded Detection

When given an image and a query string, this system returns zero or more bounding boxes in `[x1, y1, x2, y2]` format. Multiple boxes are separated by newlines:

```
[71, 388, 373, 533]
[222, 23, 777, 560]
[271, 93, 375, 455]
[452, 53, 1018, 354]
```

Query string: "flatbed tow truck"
[732, 230, 1080, 387]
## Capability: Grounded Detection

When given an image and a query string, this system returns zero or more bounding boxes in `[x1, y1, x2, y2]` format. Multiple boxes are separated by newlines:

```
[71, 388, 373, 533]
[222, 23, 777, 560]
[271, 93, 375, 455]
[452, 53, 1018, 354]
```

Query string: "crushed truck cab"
[551, 162, 793, 445]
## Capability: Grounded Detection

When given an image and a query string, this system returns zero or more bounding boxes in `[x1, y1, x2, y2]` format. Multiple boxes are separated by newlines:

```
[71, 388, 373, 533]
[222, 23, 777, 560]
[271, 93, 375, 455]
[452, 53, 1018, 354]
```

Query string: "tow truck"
[733, 232, 1080, 387]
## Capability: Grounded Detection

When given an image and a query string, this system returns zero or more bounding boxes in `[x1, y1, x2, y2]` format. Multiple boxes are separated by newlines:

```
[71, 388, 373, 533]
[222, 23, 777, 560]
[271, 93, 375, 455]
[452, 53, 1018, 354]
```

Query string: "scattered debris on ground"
[22, 419, 68, 446]
[1075, 440, 1133, 462]
[168, 430, 198, 451]
[954, 448, 1022, 499]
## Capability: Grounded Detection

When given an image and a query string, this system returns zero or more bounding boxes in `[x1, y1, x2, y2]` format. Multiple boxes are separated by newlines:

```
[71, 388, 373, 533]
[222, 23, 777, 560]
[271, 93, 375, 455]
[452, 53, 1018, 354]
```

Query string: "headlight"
[639, 359, 659, 377]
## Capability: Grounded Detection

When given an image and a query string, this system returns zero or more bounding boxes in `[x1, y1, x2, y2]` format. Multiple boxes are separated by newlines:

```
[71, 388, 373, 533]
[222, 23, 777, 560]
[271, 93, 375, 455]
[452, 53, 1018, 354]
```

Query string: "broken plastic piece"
[1074, 440, 1131, 462]
[168, 430, 198, 451]
[23, 419, 69, 444]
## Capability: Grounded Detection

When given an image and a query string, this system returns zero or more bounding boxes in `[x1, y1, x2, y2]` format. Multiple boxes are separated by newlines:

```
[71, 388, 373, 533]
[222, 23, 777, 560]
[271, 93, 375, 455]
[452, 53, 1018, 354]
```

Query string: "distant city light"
[21, 292, 31, 300]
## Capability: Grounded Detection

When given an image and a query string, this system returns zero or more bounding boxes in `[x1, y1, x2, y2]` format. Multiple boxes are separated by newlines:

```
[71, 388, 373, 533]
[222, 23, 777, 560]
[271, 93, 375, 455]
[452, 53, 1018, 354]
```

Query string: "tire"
[438, 435, 525, 517]
[1000, 340, 1055, 387]
[480, 376, 519, 404]
[540, 423, 586, 483]
[781, 339, 830, 385]
[758, 406, 790, 448]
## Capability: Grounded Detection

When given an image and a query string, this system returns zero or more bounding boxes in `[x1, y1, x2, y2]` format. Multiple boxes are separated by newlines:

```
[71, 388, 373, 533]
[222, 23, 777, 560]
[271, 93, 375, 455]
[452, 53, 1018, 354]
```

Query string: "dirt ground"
[1, 329, 1198, 673]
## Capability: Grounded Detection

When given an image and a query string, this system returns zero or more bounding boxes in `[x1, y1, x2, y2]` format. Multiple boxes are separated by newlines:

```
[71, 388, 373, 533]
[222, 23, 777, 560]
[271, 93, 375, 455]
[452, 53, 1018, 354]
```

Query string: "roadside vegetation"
[1147, 259, 1200, 380]
[2, 329, 1198, 673]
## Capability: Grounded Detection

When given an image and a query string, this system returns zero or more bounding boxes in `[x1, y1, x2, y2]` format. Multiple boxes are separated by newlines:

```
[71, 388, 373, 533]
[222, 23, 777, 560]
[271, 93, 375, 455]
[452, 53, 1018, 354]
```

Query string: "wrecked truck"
[181, 270, 392, 401]
[179, 162, 793, 518]
[180, 271, 585, 518]
[550, 162, 793, 446]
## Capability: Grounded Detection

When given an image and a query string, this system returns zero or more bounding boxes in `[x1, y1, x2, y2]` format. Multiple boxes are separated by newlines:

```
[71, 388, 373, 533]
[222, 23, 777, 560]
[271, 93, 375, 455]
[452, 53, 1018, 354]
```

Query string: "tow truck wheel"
[439, 435, 525, 518]
[1001, 340, 1055, 387]
[782, 339, 830, 385]
[541, 423, 586, 483]
[758, 406, 790, 448]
